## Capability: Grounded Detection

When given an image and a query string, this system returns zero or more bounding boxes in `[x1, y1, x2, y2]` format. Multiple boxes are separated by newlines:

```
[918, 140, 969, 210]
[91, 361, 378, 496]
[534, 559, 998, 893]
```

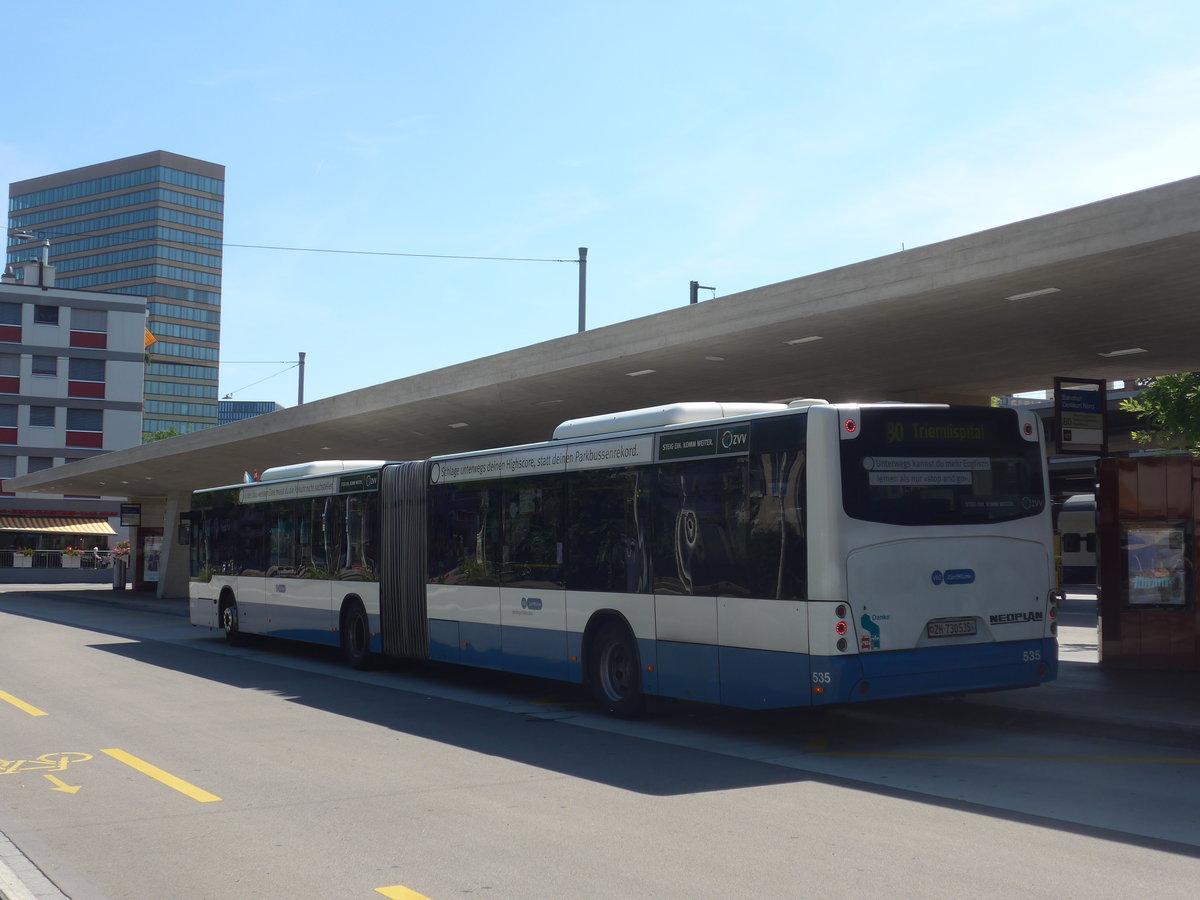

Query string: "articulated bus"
[186, 400, 1058, 714]
[1055, 493, 1097, 586]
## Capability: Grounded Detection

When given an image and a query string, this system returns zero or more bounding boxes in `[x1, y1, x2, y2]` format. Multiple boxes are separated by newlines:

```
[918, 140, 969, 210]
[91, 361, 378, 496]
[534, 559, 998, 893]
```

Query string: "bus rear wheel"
[341, 601, 372, 670]
[588, 621, 643, 717]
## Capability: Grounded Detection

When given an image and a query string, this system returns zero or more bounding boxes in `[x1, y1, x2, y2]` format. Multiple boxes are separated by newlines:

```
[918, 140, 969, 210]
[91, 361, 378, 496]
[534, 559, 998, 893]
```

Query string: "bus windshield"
[840, 407, 1045, 526]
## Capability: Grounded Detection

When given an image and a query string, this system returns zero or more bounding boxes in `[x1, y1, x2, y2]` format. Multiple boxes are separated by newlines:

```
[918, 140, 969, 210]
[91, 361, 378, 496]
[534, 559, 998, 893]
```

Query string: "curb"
[0, 832, 67, 900]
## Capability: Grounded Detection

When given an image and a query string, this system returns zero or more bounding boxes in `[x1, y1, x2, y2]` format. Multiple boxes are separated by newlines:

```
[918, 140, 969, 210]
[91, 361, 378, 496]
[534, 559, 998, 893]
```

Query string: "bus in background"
[1055, 493, 1097, 586]
[186, 400, 1058, 715]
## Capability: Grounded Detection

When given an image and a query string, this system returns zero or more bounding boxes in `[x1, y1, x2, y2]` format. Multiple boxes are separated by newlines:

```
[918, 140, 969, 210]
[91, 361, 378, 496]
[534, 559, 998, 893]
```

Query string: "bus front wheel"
[588, 621, 643, 717]
[341, 601, 372, 670]
[220, 599, 244, 646]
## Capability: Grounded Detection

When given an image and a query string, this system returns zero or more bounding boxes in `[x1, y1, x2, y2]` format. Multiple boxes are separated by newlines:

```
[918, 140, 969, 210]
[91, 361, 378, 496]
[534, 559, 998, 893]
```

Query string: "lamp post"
[577, 247, 588, 333]
[8, 229, 52, 286]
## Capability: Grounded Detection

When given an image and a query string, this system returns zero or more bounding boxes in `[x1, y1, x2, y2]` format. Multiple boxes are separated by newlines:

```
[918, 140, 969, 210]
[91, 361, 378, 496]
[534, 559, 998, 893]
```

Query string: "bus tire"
[341, 600, 372, 670]
[588, 620, 643, 717]
[220, 597, 244, 647]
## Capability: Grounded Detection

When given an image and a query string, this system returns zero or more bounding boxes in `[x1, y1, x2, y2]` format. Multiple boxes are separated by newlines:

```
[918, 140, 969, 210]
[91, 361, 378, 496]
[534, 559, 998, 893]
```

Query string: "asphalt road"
[1, 587, 1198, 899]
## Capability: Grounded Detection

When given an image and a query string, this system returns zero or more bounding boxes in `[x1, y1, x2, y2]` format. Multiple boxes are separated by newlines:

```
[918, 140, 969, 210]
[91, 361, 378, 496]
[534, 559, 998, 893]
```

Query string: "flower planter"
[13, 555, 32, 567]
[62, 555, 81, 568]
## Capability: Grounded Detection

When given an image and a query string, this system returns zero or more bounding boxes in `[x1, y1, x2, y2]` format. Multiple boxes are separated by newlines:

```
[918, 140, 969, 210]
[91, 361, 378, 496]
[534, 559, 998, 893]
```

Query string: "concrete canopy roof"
[11, 174, 1200, 499]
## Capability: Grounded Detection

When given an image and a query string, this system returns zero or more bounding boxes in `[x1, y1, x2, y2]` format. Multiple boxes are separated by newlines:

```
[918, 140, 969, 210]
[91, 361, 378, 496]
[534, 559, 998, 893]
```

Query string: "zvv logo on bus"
[719, 426, 749, 453]
[931, 568, 975, 586]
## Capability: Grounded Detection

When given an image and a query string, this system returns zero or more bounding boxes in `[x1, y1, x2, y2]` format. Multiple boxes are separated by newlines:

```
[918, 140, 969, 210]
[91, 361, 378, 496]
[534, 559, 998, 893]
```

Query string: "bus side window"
[748, 414, 808, 600]
[651, 457, 749, 598]
[340, 493, 380, 581]
[565, 466, 649, 593]
[428, 480, 501, 586]
[502, 474, 564, 589]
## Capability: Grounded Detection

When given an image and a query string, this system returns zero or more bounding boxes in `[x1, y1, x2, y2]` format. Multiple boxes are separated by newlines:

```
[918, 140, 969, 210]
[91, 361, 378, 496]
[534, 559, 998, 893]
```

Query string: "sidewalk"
[0, 582, 187, 617]
[922, 590, 1199, 744]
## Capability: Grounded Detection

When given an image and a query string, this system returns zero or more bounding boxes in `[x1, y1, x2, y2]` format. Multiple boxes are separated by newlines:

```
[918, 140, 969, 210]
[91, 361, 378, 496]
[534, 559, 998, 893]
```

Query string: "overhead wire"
[7, 229, 581, 263]
[222, 362, 301, 398]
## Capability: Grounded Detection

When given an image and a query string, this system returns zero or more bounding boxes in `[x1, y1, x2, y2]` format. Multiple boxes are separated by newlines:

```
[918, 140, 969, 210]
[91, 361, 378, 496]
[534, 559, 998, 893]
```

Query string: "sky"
[3, 0, 1199, 406]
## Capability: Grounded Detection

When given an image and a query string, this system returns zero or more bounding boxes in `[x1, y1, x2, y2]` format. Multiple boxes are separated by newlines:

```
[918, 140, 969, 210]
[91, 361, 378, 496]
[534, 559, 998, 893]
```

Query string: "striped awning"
[0, 516, 116, 535]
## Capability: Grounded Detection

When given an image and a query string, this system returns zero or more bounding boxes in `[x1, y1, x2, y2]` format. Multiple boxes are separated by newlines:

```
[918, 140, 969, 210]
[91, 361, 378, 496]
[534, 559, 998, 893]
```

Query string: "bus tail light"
[834, 604, 850, 651]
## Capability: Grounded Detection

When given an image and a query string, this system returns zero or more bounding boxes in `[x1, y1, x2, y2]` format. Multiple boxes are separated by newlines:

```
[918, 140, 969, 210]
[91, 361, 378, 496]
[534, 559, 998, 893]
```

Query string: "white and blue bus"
[1055, 493, 1097, 586]
[187, 400, 1058, 714]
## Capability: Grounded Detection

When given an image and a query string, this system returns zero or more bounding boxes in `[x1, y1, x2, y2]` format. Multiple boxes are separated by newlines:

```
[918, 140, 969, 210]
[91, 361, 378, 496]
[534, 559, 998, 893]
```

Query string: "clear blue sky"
[4, 1, 1199, 405]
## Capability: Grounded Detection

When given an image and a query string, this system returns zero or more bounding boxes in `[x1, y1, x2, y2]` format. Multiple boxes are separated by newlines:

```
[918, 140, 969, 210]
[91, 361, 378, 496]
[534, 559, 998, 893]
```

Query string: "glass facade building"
[218, 400, 284, 426]
[8, 152, 225, 439]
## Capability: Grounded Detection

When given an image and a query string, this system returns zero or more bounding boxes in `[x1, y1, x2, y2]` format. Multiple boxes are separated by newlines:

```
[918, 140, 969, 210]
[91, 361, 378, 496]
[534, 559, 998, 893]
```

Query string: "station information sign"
[1054, 376, 1107, 456]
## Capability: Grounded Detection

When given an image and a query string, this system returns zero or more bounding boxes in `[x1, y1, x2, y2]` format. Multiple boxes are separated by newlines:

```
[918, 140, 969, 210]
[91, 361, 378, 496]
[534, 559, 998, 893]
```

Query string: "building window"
[26, 456, 54, 473]
[34, 306, 59, 326]
[0, 304, 20, 325]
[32, 355, 58, 376]
[70, 309, 108, 333]
[66, 408, 102, 431]
[0, 405, 16, 445]
[145, 400, 219, 418]
[68, 358, 105, 381]
[151, 342, 219, 362]
[0, 456, 15, 478]
[67, 357, 106, 399]
[29, 406, 55, 427]
[0, 353, 21, 394]
[66, 408, 102, 449]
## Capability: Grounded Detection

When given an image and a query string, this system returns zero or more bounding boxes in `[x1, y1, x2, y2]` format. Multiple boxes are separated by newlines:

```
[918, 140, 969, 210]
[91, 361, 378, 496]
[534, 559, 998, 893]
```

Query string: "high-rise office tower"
[8, 151, 225, 439]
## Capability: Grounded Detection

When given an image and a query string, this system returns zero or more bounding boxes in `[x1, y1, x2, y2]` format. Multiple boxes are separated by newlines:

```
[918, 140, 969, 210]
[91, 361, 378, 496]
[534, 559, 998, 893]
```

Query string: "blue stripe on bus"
[656, 641, 721, 704]
[428, 620, 1055, 709]
[500, 626, 569, 681]
[239, 608, 385, 655]
[821, 637, 1058, 704]
[636, 638, 659, 697]
[428, 619, 461, 663]
[429, 621, 570, 679]
[239, 603, 337, 648]
[717, 645, 812, 709]
[459, 621, 503, 670]
[262, 628, 340, 649]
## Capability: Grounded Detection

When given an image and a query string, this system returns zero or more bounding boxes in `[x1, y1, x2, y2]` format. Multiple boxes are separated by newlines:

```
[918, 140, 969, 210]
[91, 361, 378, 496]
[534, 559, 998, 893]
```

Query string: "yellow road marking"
[44, 775, 81, 794]
[0, 691, 48, 716]
[1, 753, 90, 776]
[376, 886, 432, 900]
[100, 749, 222, 802]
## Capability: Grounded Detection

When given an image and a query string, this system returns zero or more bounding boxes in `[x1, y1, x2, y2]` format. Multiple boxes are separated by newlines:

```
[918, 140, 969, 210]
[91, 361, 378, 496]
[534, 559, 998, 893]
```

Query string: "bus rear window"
[840, 408, 1045, 526]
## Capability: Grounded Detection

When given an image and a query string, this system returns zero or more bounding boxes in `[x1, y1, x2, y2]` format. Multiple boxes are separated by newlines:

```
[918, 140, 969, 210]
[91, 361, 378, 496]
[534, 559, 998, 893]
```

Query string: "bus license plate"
[927, 619, 977, 638]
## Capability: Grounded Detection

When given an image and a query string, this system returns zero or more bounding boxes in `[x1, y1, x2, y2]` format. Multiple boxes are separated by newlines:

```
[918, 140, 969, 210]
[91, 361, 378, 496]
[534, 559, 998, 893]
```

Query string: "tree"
[142, 428, 180, 444]
[1120, 373, 1200, 454]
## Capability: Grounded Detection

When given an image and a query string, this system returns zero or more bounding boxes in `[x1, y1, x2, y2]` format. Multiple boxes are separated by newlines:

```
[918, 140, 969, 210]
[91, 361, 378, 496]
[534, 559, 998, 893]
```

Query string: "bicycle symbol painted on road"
[0, 752, 92, 775]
